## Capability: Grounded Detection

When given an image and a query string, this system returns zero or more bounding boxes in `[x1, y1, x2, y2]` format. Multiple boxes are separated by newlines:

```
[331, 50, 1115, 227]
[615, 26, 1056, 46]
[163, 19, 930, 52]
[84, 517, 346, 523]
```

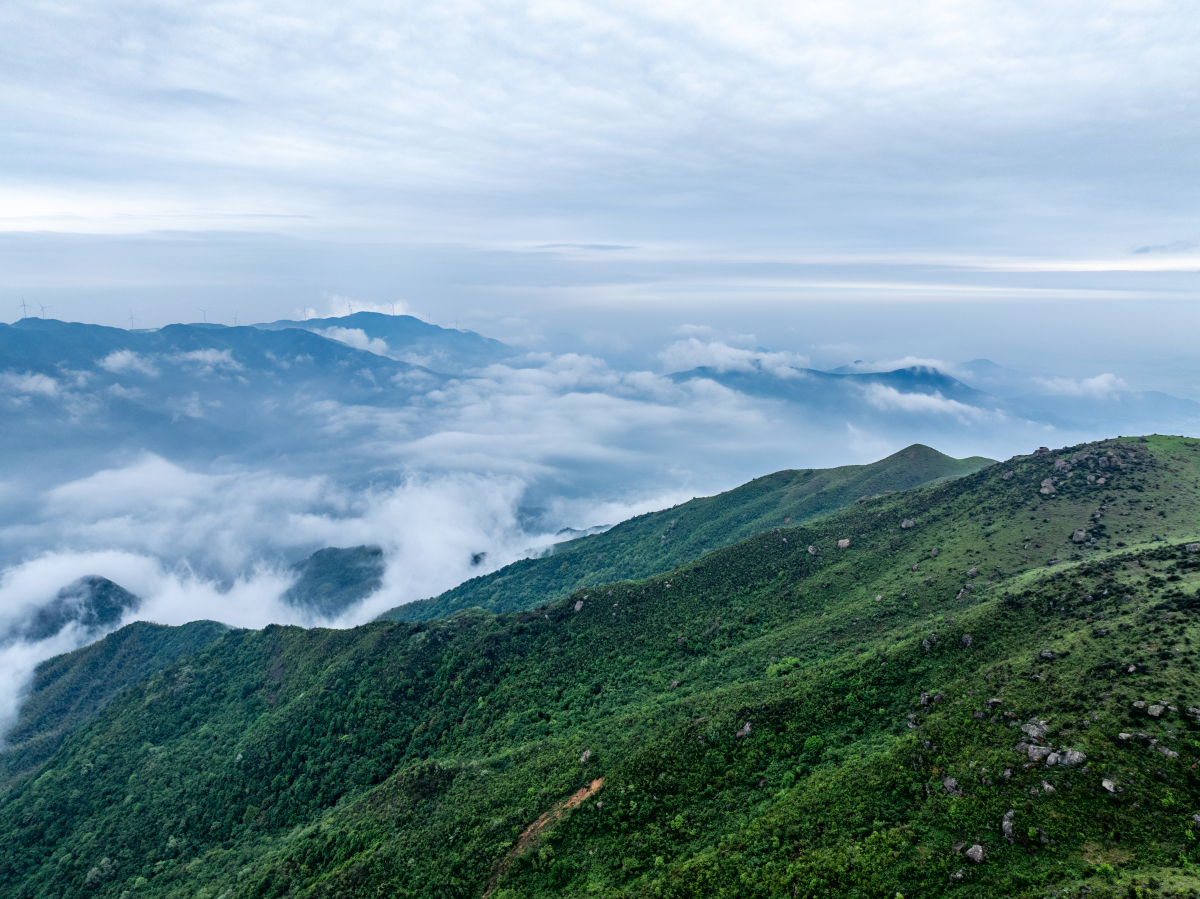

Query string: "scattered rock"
[1072, 529, 1087, 543]
[1039, 649, 1057, 660]
[1002, 471, 1014, 480]
[1027, 746, 1052, 763]
[735, 722, 752, 739]
[1118, 732, 1133, 741]
[1041, 780, 1056, 794]
[574, 600, 584, 612]
[965, 844, 985, 864]
[911, 564, 919, 571]
[1022, 720, 1049, 740]
[1060, 749, 1086, 767]
[1187, 543, 1200, 553]
[1133, 700, 1147, 710]
[875, 594, 883, 602]
[580, 749, 592, 763]
[669, 681, 680, 689]
[1102, 779, 1117, 793]
[949, 869, 965, 883]
[1149, 704, 1166, 718]
[961, 634, 974, 648]
[901, 519, 915, 529]
[1045, 752, 1060, 766]
[986, 698, 1003, 710]
[1040, 478, 1056, 495]
[837, 538, 850, 549]
[1093, 628, 1108, 637]
[1158, 746, 1180, 759]
[943, 776, 959, 794]
[1002, 809, 1015, 843]
[808, 545, 818, 555]
[930, 547, 940, 558]
[920, 692, 930, 706]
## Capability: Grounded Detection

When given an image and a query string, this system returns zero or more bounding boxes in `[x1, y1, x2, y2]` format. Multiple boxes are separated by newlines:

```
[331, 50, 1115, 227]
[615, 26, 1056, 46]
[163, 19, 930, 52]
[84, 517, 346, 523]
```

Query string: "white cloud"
[1032, 373, 1128, 397]
[832, 357, 961, 376]
[169, 349, 244, 373]
[658, 339, 811, 378]
[0, 372, 58, 396]
[861, 384, 993, 422]
[98, 350, 159, 377]
[317, 327, 391, 356]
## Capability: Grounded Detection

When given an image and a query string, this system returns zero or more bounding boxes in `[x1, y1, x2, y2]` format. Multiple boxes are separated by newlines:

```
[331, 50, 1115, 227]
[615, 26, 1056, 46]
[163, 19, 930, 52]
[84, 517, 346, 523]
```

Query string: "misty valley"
[2, 314, 1200, 899]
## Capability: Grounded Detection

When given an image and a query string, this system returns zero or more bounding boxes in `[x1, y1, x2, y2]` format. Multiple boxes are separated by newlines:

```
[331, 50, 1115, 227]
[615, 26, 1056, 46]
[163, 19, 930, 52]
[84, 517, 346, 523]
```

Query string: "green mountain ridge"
[0, 620, 230, 791]
[4, 435, 1200, 899]
[381, 443, 994, 623]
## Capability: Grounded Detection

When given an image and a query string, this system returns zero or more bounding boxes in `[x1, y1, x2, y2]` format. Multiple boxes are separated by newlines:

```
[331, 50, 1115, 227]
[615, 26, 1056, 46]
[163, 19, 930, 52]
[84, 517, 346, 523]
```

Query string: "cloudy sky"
[3, 0, 1198, 361]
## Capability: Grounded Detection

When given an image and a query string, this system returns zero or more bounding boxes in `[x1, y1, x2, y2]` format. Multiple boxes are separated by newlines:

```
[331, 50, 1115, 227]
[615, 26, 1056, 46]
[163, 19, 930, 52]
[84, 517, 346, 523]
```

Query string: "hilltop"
[2, 435, 1200, 899]
[381, 443, 994, 622]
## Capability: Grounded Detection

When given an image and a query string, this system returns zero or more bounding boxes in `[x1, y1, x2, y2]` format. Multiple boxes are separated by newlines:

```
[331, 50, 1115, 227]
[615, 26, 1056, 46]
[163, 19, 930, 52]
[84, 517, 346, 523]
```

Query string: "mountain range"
[3, 434, 1200, 898]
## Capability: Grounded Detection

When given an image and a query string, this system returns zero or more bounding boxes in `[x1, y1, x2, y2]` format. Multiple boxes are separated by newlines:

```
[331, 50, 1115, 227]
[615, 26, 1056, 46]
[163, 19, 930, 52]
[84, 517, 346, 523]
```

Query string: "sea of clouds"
[0, 320, 1183, 734]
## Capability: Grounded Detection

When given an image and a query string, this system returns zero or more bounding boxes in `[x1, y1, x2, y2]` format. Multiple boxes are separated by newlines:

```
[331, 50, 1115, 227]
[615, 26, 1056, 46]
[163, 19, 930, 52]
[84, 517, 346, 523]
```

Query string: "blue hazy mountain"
[674, 363, 1200, 438]
[7, 576, 140, 644]
[281, 545, 385, 618]
[0, 317, 446, 486]
[252, 311, 515, 372]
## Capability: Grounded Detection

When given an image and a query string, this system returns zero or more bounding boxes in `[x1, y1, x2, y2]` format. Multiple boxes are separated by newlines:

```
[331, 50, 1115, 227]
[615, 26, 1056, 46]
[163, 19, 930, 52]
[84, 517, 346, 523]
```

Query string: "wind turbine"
[233, 311, 239, 326]
[198, 307, 209, 323]
[128, 310, 137, 329]
[18, 297, 29, 318]
[347, 299, 354, 316]
[389, 302, 395, 316]
[37, 302, 51, 319]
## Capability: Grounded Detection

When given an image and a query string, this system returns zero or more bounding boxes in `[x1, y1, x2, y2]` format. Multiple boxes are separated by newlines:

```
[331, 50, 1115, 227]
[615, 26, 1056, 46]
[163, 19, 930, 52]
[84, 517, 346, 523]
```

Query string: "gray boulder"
[1060, 749, 1086, 767]
[965, 844, 985, 864]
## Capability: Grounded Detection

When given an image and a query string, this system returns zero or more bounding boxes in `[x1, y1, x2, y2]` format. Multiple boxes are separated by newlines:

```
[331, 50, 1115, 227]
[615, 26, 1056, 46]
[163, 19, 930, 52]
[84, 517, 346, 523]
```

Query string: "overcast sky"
[2, 0, 1199, 374]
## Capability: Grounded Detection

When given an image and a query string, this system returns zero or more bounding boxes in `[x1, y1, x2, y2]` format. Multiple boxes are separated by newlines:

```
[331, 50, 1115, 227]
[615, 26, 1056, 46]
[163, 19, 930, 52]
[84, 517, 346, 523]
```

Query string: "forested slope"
[0, 620, 229, 789]
[381, 443, 993, 622]
[4, 436, 1200, 899]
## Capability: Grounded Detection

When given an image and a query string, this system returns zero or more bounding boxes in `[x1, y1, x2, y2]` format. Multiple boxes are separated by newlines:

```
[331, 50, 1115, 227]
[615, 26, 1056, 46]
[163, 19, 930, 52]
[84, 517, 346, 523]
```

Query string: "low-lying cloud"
[861, 384, 996, 423]
[318, 327, 391, 357]
[658, 339, 811, 378]
[99, 350, 159, 377]
[1033, 373, 1128, 398]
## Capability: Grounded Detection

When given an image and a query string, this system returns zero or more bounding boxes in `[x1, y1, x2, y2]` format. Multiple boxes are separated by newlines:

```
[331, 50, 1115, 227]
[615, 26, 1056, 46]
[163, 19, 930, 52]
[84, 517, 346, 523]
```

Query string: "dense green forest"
[3, 435, 1200, 899]
[381, 443, 993, 622]
[0, 620, 229, 790]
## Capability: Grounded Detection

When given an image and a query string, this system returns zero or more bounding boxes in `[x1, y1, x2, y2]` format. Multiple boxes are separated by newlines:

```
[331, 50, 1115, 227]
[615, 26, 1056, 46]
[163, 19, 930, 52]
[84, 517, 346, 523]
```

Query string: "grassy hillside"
[4, 435, 1200, 899]
[381, 443, 994, 622]
[0, 620, 228, 790]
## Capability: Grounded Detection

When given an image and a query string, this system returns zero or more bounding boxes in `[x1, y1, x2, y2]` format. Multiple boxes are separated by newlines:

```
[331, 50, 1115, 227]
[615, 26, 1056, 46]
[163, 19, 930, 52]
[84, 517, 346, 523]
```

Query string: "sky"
[2, 1, 1200, 729]
[2, 0, 1198, 356]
